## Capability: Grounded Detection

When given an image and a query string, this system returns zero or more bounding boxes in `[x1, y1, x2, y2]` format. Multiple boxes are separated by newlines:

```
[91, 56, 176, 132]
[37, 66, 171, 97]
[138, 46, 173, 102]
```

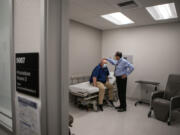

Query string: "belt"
[116, 75, 123, 78]
[116, 76, 127, 79]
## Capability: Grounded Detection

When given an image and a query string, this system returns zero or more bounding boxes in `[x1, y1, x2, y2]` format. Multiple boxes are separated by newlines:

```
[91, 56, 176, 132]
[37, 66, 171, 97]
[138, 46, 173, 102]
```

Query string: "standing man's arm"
[127, 63, 134, 75]
[106, 58, 117, 65]
[122, 62, 134, 78]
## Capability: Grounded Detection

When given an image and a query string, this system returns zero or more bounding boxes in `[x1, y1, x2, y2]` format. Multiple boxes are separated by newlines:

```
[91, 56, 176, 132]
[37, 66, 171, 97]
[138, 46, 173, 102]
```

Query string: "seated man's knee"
[97, 83, 105, 91]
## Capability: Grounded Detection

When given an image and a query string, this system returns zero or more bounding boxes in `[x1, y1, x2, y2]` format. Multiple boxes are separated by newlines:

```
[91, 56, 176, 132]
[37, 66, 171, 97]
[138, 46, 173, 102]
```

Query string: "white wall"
[69, 21, 102, 76]
[102, 23, 180, 99]
[14, 0, 41, 53]
[14, 0, 41, 135]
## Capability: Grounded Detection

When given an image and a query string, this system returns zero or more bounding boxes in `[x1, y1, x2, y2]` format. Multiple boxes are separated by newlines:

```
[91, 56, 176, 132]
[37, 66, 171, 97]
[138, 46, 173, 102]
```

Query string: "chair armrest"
[170, 96, 180, 110]
[150, 91, 165, 109]
[151, 91, 165, 100]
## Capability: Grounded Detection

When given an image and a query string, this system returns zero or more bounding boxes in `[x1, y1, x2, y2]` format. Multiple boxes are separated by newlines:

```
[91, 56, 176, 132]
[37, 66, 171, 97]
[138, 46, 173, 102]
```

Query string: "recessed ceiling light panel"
[146, 3, 178, 20]
[101, 12, 134, 25]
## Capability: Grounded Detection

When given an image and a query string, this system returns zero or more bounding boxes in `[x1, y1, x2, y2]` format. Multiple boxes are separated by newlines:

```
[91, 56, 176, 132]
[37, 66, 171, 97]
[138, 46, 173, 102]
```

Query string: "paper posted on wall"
[16, 97, 41, 135]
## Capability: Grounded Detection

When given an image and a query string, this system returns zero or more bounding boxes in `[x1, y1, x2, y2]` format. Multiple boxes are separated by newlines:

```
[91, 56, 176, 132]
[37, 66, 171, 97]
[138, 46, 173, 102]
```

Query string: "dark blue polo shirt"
[89, 64, 109, 83]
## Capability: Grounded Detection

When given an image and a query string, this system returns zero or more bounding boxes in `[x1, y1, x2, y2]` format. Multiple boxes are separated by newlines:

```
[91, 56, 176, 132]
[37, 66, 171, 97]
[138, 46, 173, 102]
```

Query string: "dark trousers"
[116, 76, 127, 108]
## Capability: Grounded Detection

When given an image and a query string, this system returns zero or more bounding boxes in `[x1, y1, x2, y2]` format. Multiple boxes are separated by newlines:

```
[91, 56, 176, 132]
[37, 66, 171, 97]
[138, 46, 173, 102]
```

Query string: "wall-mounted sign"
[16, 53, 39, 98]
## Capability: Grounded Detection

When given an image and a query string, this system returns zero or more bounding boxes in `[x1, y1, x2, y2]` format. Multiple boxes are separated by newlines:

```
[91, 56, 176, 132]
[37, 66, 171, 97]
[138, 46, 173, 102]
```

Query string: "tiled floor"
[70, 99, 180, 135]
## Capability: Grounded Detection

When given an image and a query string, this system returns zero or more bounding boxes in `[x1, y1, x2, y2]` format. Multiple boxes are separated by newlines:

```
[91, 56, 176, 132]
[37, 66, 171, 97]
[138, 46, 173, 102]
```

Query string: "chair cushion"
[152, 98, 170, 122]
[164, 74, 180, 100]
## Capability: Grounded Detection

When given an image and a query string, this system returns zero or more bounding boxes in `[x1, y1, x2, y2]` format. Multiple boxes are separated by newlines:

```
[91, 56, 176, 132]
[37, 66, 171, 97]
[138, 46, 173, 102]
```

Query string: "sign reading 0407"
[16, 53, 39, 98]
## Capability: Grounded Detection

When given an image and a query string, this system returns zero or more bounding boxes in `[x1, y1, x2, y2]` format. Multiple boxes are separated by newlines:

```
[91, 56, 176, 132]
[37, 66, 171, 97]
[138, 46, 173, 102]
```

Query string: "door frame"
[42, 0, 69, 135]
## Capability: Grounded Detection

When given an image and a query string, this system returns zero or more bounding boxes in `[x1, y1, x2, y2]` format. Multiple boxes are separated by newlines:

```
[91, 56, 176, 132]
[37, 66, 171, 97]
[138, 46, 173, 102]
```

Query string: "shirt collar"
[98, 64, 103, 68]
[118, 58, 123, 63]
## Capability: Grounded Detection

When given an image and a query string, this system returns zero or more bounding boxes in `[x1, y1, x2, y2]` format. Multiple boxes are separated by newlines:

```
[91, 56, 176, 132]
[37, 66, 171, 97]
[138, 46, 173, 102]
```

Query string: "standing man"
[89, 59, 114, 111]
[106, 52, 134, 112]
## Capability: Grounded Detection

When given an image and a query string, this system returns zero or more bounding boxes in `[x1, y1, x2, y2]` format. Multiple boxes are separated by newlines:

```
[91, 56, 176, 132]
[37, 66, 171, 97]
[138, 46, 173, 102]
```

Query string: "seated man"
[89, 59, 114, 111]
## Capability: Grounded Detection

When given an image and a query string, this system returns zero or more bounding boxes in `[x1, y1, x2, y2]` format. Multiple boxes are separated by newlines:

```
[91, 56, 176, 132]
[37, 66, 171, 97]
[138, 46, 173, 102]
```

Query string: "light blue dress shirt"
[107, 58, 134, 77]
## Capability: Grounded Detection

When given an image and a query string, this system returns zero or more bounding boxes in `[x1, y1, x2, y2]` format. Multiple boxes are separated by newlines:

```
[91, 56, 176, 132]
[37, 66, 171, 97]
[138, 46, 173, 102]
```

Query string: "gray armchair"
[148, 74, 180, 125]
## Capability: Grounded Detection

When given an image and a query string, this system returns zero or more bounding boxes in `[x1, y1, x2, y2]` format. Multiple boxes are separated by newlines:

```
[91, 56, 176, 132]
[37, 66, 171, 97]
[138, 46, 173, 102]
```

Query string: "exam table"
[69, 72, 118, 111]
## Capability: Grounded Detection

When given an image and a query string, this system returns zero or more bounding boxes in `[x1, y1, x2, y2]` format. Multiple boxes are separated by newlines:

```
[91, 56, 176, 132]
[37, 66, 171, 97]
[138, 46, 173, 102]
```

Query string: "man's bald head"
[100, 59, 107, 67]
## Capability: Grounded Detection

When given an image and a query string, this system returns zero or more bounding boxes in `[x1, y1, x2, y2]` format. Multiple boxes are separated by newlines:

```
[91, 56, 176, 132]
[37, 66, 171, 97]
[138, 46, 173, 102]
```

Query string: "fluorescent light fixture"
[146, 3, 178, 20]
[101, 12, 134, 25]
